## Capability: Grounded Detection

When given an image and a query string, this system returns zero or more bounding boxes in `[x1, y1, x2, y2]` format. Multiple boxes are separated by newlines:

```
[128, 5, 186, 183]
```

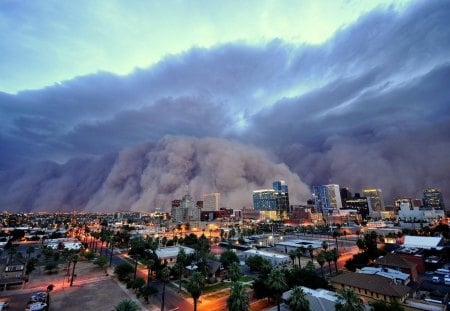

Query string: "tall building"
[312, 184, 342, 215]
[343, 193, 370, 220]
[423, 188, 445, 210]
[362, 189, 385, 218]
[171, 192, 200, 223]
[340, 187, 353, 207]
[203, 193, 221, 211]
[253, 189, 277, 211]
[273, 180, 290, 219]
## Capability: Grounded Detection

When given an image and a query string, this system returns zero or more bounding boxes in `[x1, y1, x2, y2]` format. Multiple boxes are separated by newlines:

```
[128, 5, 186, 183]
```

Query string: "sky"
[1, 0, 449, 212]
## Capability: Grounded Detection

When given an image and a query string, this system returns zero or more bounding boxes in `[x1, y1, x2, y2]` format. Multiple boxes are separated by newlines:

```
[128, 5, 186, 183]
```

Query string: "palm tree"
[114, 299, 140, 311]
[295, 247, 304, 269]
[186, 271, 205, 311]
[144, 258, 155, 285]
[288, 286, 310, 311]
[227, 281, 250, 311]
[317, 252, 326, 278]
[307, 245, 314, 262]
[331, 248, 340, 273]
[70, 254, 78, 286]
[333, 230, 340, 253]
[335, 288, 364, 311]
[176, 248, 187, 291]
[267, 268, 287, 311]
[325, 251, 333, 276]
[160, 267, 170, 311]
[289, 250, 297, 266]
[321, 241, 328, 251]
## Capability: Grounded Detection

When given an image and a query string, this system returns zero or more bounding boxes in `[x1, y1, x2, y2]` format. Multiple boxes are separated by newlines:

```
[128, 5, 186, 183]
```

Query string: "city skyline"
[1, 0, 449, 212]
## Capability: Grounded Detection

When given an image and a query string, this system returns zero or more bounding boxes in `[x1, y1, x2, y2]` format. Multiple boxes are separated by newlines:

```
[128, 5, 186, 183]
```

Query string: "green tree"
[44, 261, 58, 274]
[114, 299, 140, 311]
[288, 286, 310, 311]
[115, 262, 135, 281]
[137, 285, 158, 304]
[267, 268, 288, 311]
[227, 281, 250, 311]
[228, 262, 242, 283]
[159, 267, 170, 311]
[186, 271, 205, 311]
[220, 249, 239, 268]
[335, 288, 364, 311]
[94, 255, 108, 273]
[317, 252, 326, 278]
[370, 299, 404, 311]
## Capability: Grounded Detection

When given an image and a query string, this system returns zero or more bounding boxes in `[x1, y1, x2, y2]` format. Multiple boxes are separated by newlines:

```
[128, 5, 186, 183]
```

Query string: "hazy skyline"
[1, 0, 449, 212]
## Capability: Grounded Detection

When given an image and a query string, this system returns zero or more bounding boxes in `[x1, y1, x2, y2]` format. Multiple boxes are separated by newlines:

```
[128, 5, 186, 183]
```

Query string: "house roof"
[330, 272, 410, 298]
[403, 235, 443, 250]
[376, 252, 417, 270]
[205, 259, 223, 275]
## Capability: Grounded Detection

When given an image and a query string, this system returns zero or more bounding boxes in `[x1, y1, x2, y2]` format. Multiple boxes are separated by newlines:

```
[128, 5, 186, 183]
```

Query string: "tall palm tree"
[317, 252, 326, 278]
[186, 271, 205, 311]
[176, 248, 187, 291]
[295, 248, 302, 269]
[331, 248, 340, 273]
[325, 251, 333, 276]
[288, 250, 297, 266]
[267, 268, 287, 311]
[228, 261, 242, 283]
[227, 281, 250, 311]
[335, 288, 364, 311]
[160, 266, 170, 311]
[333, 230, 340, 253]
[288, 286, 310, 311]
[114, 299, 140, 311]
[307, 245, 314, 262]
[145, 258, 155, 285]
[321, 241, 328, 251]
[70, 255, 79, 286]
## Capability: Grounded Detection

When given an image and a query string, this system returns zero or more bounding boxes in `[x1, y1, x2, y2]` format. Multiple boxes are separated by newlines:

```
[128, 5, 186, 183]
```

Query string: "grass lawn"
[240, 275, 253, 282]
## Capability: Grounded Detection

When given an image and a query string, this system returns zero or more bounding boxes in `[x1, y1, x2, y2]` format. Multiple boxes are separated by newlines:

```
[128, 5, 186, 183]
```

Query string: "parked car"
[435, 268, 450, 275]
[444, 276, 450, 285]
[432, 276, 440, 283]
[26, 302, 47, 311]
[30, 292, 47, 302]
[0, 301, 9, 309]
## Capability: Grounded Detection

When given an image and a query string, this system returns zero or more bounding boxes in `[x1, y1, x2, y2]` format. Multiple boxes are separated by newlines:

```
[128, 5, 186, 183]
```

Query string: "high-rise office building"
[362, 189, 385, 218]
[312, 184, 342, 215]
[203, 193, 221, 211]
[273, 180, 290, 218]
[253, 189, 277, 211]
[171, 192, 200, 223]
[423, 188, 445, 210]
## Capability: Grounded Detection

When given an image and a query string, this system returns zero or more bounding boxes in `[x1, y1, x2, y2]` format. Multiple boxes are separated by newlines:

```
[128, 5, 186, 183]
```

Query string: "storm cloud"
[1, 0, 450, 211]
[0, 136, 311, 212]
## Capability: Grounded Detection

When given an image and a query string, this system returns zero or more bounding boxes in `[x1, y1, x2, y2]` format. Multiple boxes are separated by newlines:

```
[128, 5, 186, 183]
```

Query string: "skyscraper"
[312, 184, 342, 215]
[362, 189, 385, 218]
[423, 188, 445, 210]
[253, 189, 277, 211]
[273, 180, 290, 218]
[203, 193, 220, 211]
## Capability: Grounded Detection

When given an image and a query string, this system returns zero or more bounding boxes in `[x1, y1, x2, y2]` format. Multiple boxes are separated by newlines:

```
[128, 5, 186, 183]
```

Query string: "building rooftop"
[154, 246, 195, 258]
[331, 272, 411, 298]
[403, 235, 443, 250]
[244, 249, 289, 260]
[376, 253, 417, 270]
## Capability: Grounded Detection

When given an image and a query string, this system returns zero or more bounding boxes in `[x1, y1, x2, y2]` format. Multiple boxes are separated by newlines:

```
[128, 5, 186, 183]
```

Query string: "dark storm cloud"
[1, 0, 449, 211]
